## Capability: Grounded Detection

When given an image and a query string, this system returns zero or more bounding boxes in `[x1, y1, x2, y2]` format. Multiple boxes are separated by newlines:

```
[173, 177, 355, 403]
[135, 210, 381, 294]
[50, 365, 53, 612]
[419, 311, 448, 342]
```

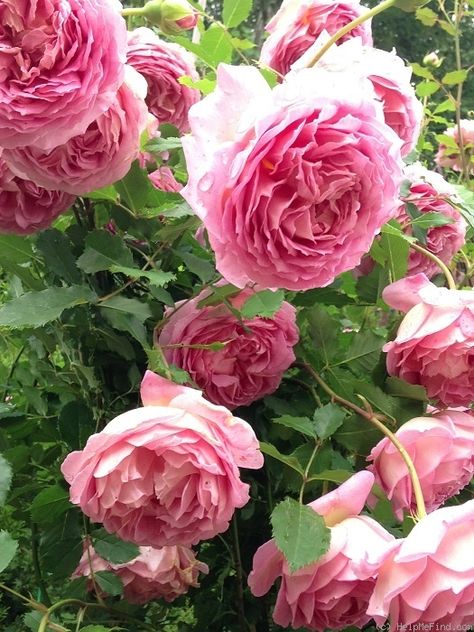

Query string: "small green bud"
[423, 51, 443, 68]
[142, 0, 197, 34]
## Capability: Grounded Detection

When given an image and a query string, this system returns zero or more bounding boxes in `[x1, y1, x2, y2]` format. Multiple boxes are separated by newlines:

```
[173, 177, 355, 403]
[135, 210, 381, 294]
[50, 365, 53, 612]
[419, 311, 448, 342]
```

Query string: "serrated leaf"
[40, 512, 83, 579]
[0, 453, 12, 506]
[356, 264, 390, 304]
[0, 531, 18, 572]
[335, 329, 385, 373]
[273, 415, 316, 438]
[77, 231, 134, 274]
[442, 69, 468, 85]
[410, 62, 434, 79]
[86, 185, 118, 202]
[95, 570, 124, 597]
[223, 0, 253, 27]
[80, 627, 113, 632]
[102, 309, 148, 347]
[313, 404, 346, 440]
[385, 377, 428, 401]
[416, 80, 439, 98]
[271, 498, 331, 572]
[292, 287, 355, 307]
[0, 234, 37, 264]
[259, 442, 304, 475]
[304, 305, 339, 364]
[36, 229, 81, 284]
[433, 99, 456, 114]
[200, 23, 233, 65]
[99, 296, 152, 323]
[306, 469, 352, 485]
[410, 211, 454, 229]
[31, 485, 70, 525]
[93, 530, 139, 564]
[241, 289, 285, 318]
[179, 250, 216, 283]
[115, 161, 153, 211]
[0, 286, 97, 329]
[380, 229, 409, 282]
[108, 265, 175, 287]
[58, 401, 95, 451]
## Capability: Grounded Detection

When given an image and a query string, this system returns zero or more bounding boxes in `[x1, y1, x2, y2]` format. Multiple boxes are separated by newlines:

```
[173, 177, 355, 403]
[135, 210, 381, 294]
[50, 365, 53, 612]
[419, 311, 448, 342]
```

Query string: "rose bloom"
[248, 472, 395, 631]
[73, 542, 208, 604]
[182, 65, 403, 291]
[127, 27, 200, 132]
[157, 287, 299, 409]
[260, 0, 372, 76]
[0, 0, 127, 150]
[368, 500, 474, 629]
[0, 157, 75, 235]
[61, 371, 263, 548]
[383, 274, 474, 408]
[149, 167, 182, 192]
[4, 67, 148, 196]
[368, 409, 474, 520]
[397, 163, 466, 277]
[436, 119, 474, 173]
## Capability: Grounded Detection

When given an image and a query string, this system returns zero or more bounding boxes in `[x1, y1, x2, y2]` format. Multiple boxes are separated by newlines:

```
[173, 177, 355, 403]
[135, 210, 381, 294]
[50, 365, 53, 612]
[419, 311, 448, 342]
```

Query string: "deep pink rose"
[368, 409, 474, 519]
[149, 167, 182, 192]
[248, 472, 395, 631]
[0, 0, 127, 150]
[397, 163, 466, 277]
[73, 542, 208, 604]
[127, 27, 200, 132]
[436, 119, 474, 173]
[0, 157, 75, 235]
[3, 68, 149, 196]
[368, 500, 474, 628]
[61, 371, 263, 547]
[182, 65, 403, 291]
[157, 288, 299, 409]
[383, 274, 474, 407]
[260, 0, 372, 76]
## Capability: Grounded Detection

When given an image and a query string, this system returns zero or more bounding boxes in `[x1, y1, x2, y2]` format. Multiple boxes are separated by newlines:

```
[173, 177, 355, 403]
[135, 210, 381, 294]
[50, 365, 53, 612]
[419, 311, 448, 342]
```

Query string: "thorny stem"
[410, 242, 457, 289]
[299, 363, 427, 520]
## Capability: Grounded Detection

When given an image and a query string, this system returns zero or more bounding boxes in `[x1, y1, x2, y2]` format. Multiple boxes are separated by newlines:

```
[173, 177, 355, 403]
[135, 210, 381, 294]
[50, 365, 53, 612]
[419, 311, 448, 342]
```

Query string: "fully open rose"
[157, 287, 299, 409]
[73, 543, 208, 604]
[0, 0, 127, 150]
[383, 274, 474, 407]
[3, 68, 149, 196]
[368, 409, 474, 519]
[260, 0, 372, 76]
[61, 371, 263, 548]
[182, 64, 403, 291]
[368, 500, 474, 629]
[248, 472, 395, 631]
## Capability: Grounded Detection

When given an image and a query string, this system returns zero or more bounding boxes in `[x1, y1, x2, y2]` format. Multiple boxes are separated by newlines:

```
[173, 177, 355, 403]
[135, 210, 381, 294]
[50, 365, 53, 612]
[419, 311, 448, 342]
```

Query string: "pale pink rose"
[149, 167, 182, 192]
[248, 472, 395, 631]
[260, 0, 372, 76]
[436, 119, 474, 173]
[397, 163, 466, 277]
[368, 500, 474, 628]
[383, 274, 474, 407]
[61, 371, 264, 547]
[0, 0, 127, 150]
[157, 288, 299, 409]
[3, 68, 149, 196]
[73, 542, 208, 604]
[127, 27, 200, 132]
[182, 65, 403, 291]
[368, 409, 474, 519]
[0, 157, 75, 235]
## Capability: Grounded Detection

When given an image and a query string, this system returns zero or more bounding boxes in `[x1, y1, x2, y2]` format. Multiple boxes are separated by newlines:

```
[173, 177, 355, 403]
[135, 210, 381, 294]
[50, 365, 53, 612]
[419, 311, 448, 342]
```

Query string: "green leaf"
[415, 6, 438, 25]
[223, 0, 253, 27]
[0, 454, 12, 507]
[304, 305, 339, 365]
[451, 184, 474, 229]
[77, 231, 134, 274]
[313, 404, 346, 440]
[80, 627, 113, 632]
[99, 296, 152, 323]
[102, 309, 148, 347]
[380, 228, 409, 281]
[95, 570, 124, 597]
[306, 469, 352, 485]
[442, 69, 468, 85]
[273, 415, 316, 438]
[385, 377, 428, 401]
[433, 99, 456, 114]
[0, 286, 97, 329]
[410, 211, 454, 229]
[410, 62, 434, 79]
[415, 80, 439, 97]
[356, 264, 390, 304]
[173, 36, 219, 69]
[40, 512, 83, 579]
[93, 530, 139, 564]
[179, 75, 216, 95]
[85, 185, 118, 202]
[178, 250, 216, 283]
[241, 289, 285, 319]
[31, 485, 70, 525]
[197, 284, 240, 308]
[200, 23, 234, 65]
[108, 265, 175, 287]
[271, 498, 331, 572]
[0, 532, 17, 573]
[0, 234, 37, 264]
[292, 287, 355, 308]
[58, 401, 95, 451]
[259, 442, 304, 475]
[37, 229, 82, 284]
[115, 161, 153, 211]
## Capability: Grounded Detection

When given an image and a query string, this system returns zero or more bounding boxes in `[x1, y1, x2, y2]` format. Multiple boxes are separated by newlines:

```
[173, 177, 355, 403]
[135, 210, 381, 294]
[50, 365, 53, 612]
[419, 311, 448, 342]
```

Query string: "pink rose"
[61, 371, 263, 547]
[73, 542, 208, 604]
[397, 163, 466, 277]
[3, 68, 148, 196]
[368, 500, 474, 628]
[0, 0, 127, 150]
[248, 472, 395, 631]
[368, 409, 474, 519]
[127, 27, 200, 132]
[182, 65, 403, 291]
[436, 119, 474, 173]
[0, 157, 75, 235]
[383, 274, 474, 407]
[157, 288, 299, 409]
[149, 167, 182, 192]
[260, 0, 372, 76]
